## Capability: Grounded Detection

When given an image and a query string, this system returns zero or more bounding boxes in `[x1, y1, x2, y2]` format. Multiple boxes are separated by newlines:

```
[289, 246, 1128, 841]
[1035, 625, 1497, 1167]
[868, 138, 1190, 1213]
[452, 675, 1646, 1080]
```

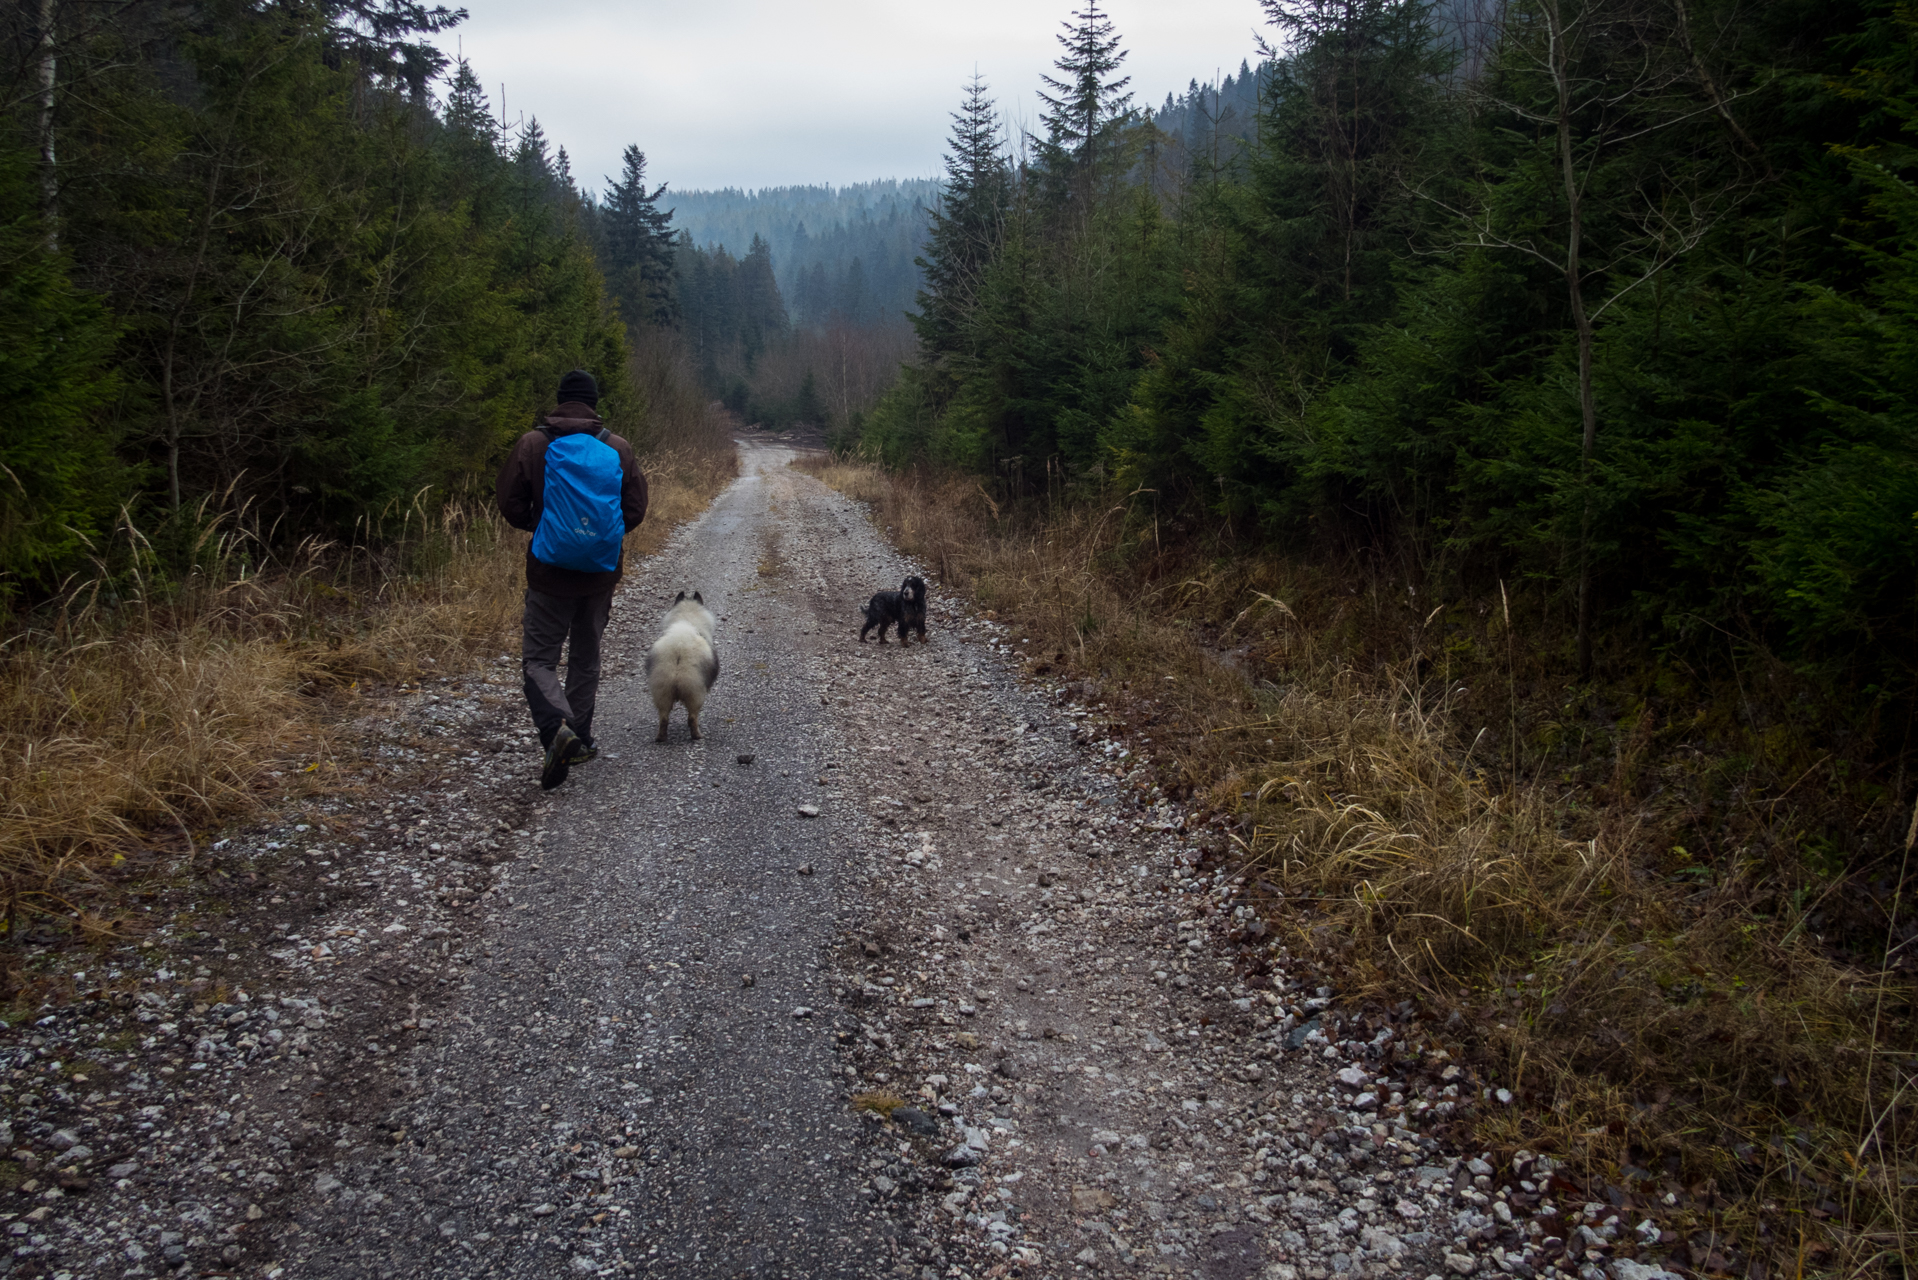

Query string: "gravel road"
[3, 440, 1607, 1280]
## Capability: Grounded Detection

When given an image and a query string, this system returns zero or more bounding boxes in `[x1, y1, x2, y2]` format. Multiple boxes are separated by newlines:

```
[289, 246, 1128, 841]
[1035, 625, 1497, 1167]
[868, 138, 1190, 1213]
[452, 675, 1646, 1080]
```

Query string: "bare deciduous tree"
[1421, 0, 1763, 674]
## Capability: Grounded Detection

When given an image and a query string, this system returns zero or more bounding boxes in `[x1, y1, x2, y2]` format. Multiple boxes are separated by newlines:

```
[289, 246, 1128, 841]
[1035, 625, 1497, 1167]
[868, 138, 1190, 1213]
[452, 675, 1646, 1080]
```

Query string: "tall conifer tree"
[1035, 2, 1134, 180]
[602, 145, 677, 328]
[735, 233, 788, 360]
[442, 58, 495, 144]
[321, 0, 467, 94]
[513, 117, 554, 187]
[915, 74, 1012, 360]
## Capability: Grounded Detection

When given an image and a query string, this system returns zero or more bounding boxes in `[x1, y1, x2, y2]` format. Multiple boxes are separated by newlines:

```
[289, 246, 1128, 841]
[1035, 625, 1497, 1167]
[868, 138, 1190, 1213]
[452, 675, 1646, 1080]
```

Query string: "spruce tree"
[514, 117, 553, 184]
[735, 234, 787, 361]
[1035, 2, 1134, 178]
[442, 58, 495, 145]
[602, 145, 677, 328]
[914, 74, 1012, 360]
[321, 0, 467, 95]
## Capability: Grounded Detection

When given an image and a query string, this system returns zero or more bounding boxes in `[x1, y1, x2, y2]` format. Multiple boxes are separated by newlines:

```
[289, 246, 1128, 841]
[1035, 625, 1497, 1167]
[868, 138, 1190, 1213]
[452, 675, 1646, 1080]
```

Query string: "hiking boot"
[541, 724, 578, 791]
[566, 738, 598, 765]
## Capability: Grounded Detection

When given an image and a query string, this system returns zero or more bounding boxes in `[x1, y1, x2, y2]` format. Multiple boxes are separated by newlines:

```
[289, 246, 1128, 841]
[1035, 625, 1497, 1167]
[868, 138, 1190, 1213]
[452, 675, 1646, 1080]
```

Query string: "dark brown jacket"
[496, 402, 648, 597]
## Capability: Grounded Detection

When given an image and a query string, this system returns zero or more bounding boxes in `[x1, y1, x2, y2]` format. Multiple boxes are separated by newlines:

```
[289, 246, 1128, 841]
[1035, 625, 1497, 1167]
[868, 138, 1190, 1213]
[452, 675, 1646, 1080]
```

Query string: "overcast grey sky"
[430, 0, 1271, 194]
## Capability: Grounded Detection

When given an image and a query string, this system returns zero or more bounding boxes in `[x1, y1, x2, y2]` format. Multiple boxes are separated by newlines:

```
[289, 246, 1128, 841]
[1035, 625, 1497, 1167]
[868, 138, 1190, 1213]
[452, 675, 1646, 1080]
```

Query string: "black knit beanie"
[557, 369, 598, 408]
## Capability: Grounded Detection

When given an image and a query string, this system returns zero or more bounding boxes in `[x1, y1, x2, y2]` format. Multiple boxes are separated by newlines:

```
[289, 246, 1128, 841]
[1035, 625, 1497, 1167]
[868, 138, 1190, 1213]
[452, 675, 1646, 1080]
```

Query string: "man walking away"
[497, 369, 648, 790]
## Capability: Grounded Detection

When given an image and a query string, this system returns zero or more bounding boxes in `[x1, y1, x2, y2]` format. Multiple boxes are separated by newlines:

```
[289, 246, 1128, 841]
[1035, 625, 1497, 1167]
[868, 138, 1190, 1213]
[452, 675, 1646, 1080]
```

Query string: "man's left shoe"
[566, 738, 598, 765]
[541, 724, 579, 791]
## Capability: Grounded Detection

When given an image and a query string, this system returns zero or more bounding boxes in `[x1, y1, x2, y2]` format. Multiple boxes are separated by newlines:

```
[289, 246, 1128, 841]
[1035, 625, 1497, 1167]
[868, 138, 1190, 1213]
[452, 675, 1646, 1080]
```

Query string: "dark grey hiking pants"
[521, 588, 613, 749]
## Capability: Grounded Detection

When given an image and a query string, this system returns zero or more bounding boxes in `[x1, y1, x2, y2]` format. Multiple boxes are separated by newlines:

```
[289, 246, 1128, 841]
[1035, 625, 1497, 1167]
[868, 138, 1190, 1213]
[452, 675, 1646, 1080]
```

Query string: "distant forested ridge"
[1144, 61, 1267, 167]
[670, 181, 940, 328]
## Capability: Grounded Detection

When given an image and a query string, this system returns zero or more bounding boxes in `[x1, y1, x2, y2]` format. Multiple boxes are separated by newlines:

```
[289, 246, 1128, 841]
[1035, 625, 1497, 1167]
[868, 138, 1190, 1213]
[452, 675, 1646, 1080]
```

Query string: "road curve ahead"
[298, 441, 903, 1277]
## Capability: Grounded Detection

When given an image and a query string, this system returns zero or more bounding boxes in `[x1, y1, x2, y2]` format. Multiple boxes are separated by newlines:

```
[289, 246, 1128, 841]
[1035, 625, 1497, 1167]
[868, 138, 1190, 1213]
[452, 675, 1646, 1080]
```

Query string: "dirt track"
[1, 440, 1524, 1280]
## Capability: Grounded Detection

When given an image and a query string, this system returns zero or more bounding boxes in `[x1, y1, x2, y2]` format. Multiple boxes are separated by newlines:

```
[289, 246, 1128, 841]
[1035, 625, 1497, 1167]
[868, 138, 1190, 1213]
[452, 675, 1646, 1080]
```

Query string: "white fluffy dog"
[645, 591, 719, 742]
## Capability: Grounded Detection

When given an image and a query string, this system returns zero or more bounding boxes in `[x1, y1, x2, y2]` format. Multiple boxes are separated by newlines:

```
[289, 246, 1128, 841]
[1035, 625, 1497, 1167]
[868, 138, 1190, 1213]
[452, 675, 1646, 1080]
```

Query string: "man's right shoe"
[541, 724, 579, 791]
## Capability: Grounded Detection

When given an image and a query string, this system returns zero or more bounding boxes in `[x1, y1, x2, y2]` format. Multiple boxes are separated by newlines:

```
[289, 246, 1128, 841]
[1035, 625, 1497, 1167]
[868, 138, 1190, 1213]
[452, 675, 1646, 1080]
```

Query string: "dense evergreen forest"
[1144, 60, 1267, 175]
[670, 182, 939, 328]
[6, 0, 1911, 734]
[667, 185, 928, 427]
[868, 0, 1918, 717]
[846, 4, 1917, 1233]
[0, 0, 681, 597]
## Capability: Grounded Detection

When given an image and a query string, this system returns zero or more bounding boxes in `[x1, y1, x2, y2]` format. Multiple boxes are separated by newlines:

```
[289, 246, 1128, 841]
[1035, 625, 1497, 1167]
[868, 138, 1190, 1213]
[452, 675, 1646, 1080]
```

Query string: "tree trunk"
[1544, 0, 1600, 678]
[164, 352, 182, 512]
[1573, 319, 1597, 679]
[838, 335, 850, 425]
[36, 0, 57, 240]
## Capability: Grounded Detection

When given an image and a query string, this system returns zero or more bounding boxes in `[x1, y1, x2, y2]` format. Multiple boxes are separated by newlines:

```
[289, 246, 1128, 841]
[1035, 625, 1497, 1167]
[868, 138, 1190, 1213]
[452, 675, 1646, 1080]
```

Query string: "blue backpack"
[531, 429, 624, 573]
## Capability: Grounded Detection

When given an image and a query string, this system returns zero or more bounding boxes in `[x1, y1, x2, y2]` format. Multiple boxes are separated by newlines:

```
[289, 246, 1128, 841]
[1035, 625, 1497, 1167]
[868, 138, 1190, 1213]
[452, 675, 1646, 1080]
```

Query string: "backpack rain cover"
[531, 430, 624, 573]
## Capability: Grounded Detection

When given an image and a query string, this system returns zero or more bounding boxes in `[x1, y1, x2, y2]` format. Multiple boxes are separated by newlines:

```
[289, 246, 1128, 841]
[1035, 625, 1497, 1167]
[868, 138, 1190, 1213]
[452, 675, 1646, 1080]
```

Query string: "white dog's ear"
[693, 591, 704, 604]
[674, 591, 686, 603]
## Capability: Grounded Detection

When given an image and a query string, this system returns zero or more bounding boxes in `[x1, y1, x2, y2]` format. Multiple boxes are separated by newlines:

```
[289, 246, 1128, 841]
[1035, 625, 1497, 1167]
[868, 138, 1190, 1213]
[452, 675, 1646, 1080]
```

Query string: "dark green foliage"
[601, 145, 678, 329]
[0, 0, 628, 590]
[321, 0, 467, 94]
[1751, 142, 1918, 658]
[672, 182, 936, 329]
[915, 75, 1013, 363]
[0, 150, 121, 593]
[863, 0, 1918, 694]
[1034, 1, 1135, 180]
[674, 233, 790, 375]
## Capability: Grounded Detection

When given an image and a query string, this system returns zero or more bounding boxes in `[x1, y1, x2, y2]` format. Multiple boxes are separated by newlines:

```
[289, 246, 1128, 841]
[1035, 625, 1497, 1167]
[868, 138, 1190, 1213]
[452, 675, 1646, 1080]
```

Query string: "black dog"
[860, 576, 928, 644]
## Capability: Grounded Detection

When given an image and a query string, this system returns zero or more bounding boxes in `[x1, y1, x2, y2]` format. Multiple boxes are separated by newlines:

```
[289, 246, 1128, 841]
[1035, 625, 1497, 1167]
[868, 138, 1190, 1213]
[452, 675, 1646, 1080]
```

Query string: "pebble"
[1070, 1185, 1117, 1213]
[891, 1108, 940, 1138]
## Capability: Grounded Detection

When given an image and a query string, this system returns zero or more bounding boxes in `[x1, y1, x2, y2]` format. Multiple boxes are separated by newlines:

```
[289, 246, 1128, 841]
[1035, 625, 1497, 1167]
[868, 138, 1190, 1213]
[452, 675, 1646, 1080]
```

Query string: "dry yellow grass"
[799, 454, 1917, 1277]
[0, 439, 737, 947]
